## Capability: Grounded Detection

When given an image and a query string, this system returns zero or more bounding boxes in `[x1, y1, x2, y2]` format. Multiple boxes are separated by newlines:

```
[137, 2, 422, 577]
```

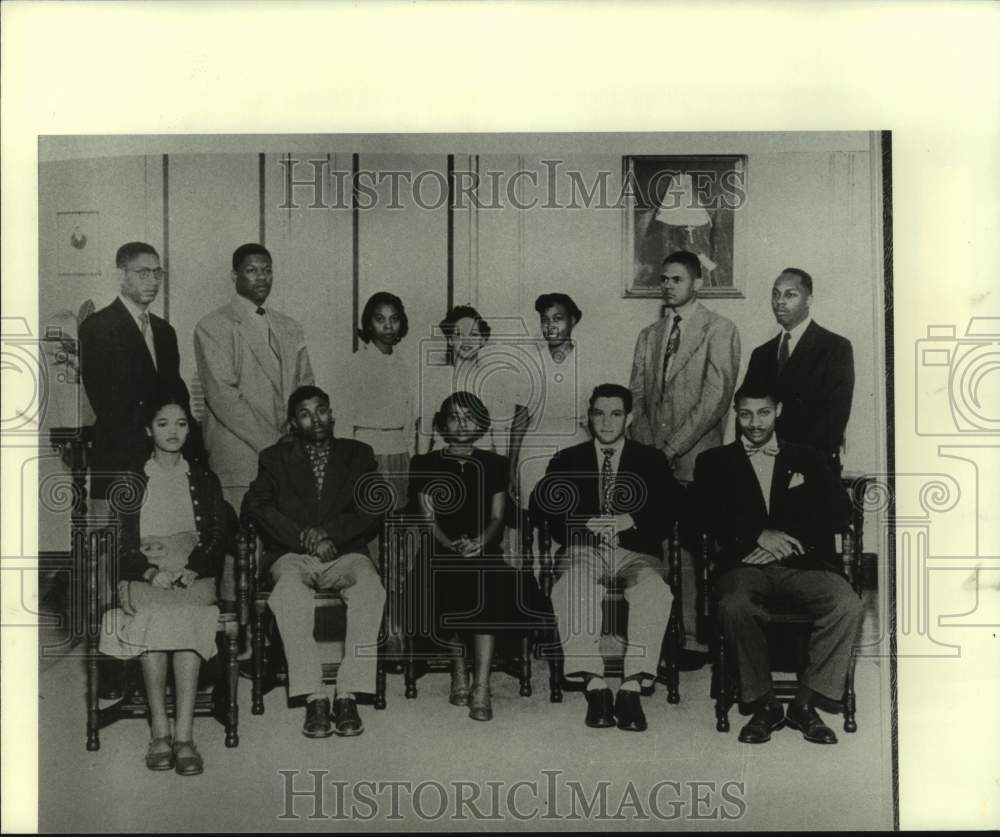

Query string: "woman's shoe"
[449, 668, 471, 706]
[144, 736, 174, 771]
[172, 740, 204, 776]
[468, 684, 493, 721]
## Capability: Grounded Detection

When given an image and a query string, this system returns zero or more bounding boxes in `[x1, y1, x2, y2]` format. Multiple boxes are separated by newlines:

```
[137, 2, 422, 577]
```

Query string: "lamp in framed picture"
[621, 155, 747, 299]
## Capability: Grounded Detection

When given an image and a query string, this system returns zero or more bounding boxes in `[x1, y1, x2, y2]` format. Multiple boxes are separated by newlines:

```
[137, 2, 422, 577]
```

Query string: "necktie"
[257, 307, 282, 363]
[139, 312, 157, 371]
[601, 447, 615, 515]
[661, 313, 682, 384]
[742, 437, 780, 457]
[777, 331, 791, 374]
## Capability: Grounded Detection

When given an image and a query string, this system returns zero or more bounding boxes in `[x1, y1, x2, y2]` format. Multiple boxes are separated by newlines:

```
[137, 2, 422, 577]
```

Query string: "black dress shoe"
[302, 697, 333, 738]
[333, 697, 364, 737]
[738, 700, 785, 743]
[785, 703, 838, 744]
[614, 690, 648, 732]
[584, 688, 616, 728]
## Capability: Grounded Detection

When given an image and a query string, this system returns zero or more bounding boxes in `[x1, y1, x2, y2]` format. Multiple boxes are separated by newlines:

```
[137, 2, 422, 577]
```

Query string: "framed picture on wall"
[56, 210, 101, 276]
[622, 155, 747, 298]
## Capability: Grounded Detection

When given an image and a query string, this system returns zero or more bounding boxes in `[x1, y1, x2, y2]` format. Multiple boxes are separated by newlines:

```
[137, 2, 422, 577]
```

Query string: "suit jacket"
[629, 301, 740, 482]
[742, 321, 854, 460]
[118, 459, 229, 582]
[538, 439, 682, 559]
[693, 438, 848, 573]
[194, 298, 315, 489]
[242, 436, 384, 572]
[79, 298, 190, 499]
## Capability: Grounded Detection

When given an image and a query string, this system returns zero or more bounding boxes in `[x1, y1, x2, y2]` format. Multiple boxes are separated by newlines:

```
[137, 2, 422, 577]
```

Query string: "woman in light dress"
[99, 391, 228, 776]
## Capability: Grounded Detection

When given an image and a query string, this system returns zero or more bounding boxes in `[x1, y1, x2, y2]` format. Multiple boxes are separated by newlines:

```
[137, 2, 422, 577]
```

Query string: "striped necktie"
[139, 312, 157, 371]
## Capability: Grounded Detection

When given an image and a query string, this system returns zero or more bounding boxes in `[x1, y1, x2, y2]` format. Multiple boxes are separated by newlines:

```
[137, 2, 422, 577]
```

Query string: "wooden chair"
[701, 526, 863, 734]
[389, 513, 535, 699]
[531, 515, 684, 704]
[83, 515, 247, 751]
[242, 518, 389, 715]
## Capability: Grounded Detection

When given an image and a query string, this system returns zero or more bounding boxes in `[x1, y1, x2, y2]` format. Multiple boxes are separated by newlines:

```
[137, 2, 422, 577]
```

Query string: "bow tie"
[742, 438, 779, 457]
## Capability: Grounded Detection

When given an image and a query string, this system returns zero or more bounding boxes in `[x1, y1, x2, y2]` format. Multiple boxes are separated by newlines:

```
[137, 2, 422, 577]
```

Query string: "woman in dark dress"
[410, 391, 521, 721]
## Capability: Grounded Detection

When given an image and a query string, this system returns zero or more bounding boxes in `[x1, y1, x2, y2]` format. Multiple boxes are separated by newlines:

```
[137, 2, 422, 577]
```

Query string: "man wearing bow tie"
[741, 268, 854, 472]
[693, 384, 861, 745]
[539, 384, 682, 732]
[194, 243, 315, 513]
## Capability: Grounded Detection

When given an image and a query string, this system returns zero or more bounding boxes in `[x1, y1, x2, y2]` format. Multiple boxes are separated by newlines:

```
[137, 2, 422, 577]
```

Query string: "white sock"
[307, 691, 333, 703]
[337, 691, 355, 702]
[619, 680, 641, 693]
[585, 677, 608, 692]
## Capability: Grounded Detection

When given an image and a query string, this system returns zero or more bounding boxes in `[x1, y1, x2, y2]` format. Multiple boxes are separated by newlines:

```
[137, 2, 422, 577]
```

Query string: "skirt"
[98, 577, 219, 661]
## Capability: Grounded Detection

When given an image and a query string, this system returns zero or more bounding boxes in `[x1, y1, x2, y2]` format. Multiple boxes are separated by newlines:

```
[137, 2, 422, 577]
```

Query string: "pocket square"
[788, 472, 806, 488]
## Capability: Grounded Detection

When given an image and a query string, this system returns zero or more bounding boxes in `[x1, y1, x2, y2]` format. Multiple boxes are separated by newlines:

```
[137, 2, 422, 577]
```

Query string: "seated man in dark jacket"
[538, 384, 681, 733]
[693, 382, 862, 745]
[243, 386, 386, 739]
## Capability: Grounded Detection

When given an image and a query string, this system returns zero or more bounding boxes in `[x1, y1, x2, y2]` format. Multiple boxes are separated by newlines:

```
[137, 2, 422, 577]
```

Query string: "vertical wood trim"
[161, 154, 170, 321]
[352, 153, 360, 353]
[258, 153, 266, 245]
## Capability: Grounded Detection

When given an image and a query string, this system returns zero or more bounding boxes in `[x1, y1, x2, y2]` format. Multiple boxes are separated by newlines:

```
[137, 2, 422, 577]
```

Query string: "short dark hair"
[779, 267, 813, 295]
[142, 387, 204, 463]
[588, 383, 633, 414]
[358, 292, 409, 344]
[434, 391, 491, 442]
[534, 293, 582, 325]
[439, 305, 491, 365]
[287, 385, 330, 423]
[661, 250, 702, 279]
[116, 242, 159, 269]
[734, 381, 779, 408]
[232, 243, 272, 273]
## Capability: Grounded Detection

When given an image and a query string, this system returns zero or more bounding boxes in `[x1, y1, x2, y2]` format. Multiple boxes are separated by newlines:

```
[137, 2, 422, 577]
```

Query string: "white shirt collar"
[666, 297, 699, 322]
[594, 436, 626, 469]
[117, 294, 148, 325]
[780, 315, 813, 354]
[234, 293, 267, 318]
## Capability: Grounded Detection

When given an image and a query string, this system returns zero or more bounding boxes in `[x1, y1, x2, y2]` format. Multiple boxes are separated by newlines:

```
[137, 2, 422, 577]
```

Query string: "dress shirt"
[117, 294, 158, 369]
[662, 297, 698, 380]
[742, 435, 780, 514]
[593, 437, 626, 478]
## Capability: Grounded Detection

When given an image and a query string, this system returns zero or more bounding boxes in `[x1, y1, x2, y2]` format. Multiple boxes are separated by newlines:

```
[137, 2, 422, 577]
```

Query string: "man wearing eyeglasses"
[80, 241, 191, 505]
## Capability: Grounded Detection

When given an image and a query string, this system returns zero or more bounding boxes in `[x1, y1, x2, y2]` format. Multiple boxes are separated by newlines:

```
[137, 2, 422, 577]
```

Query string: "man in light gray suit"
[629, 250, 740, 664]
[194, 243, 315, 513]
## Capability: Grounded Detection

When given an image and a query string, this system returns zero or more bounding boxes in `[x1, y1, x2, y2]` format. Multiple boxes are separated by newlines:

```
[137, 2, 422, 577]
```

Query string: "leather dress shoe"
[303, 697, 333, 738]
[144, 736, 174, 771]
[614, 690, 648, 732]
[333, 697, 364, 736]
[468, 684, 493, 722]
[739, 700, 785, 743]
[584, 688, 616, 728]
[785, 702, 838, 744]
[172, 740, 204, 776]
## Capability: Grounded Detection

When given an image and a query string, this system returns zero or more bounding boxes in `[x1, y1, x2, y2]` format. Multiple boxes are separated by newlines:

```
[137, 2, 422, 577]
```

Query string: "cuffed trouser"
[552, 544, 672, 683]
[717, 565, 863, 704]
[268, 551, 386, 698]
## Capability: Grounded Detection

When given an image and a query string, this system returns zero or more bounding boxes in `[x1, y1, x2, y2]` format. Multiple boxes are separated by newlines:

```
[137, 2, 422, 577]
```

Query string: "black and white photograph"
[2, 3, 998, 834]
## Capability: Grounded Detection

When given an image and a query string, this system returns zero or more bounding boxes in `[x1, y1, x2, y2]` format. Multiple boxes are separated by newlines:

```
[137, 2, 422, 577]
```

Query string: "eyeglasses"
[125, 267, 166, 281]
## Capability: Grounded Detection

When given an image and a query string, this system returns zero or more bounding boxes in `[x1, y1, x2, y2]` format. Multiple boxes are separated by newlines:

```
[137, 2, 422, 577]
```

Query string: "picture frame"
[621, 155, 747, 298]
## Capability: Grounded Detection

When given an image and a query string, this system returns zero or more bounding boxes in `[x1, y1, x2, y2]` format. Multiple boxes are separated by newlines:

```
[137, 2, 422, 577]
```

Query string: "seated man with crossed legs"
[243, 386, 386, 739]
[539, 384, 681, 732]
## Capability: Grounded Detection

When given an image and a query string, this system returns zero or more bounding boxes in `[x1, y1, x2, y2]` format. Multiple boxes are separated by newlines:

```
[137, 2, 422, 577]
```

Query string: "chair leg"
[86, 646, 100, 751]
[519, 634, 532, 697]
[843, 654, 858, 733]
[548, 648, 563, 703]
[374, 655, 387, 710]
[251, 608, 266, 715]
[666, 613, 680, 704]
[224, 626, 240, 747]
[403, 635, 417, 699]
[715, 632, 731, 733]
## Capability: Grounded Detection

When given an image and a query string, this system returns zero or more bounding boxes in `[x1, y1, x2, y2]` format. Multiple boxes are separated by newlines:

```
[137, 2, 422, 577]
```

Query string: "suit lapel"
[319, 439, 346, 508]
[111, 298, 156, 379]
[230, 301, 282, 394]
[731, 443, 769, 521]
[664, 302, 708, 386]
[779, 320, 819, 383]
[769, 446, 794, 519]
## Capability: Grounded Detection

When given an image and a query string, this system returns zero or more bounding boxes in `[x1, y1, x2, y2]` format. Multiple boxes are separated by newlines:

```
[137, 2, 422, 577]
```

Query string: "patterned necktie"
[777, 331, 791, 375]
[257, 306, 282, 363]
[139, 312, 157, 371]
[661, 313, 682, 384]
[742, 437, 780, 457]
[601, 447, 615, 515]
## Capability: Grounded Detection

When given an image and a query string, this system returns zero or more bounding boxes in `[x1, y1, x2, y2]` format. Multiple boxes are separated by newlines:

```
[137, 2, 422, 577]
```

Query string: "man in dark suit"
[243, 385, 386, 739]
[79, 241, 190, 503]
[538, 383, 681, 732]
[693, 383, 862, 745]
[741, 267, 854, 470]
